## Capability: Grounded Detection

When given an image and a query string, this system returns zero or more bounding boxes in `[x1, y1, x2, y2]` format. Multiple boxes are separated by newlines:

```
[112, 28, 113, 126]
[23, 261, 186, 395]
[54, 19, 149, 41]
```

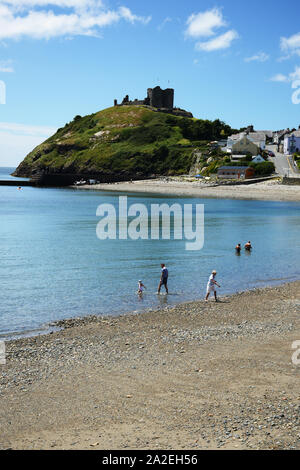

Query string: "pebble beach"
[73, 178, 300, 202]
[1, 281, 300, 450]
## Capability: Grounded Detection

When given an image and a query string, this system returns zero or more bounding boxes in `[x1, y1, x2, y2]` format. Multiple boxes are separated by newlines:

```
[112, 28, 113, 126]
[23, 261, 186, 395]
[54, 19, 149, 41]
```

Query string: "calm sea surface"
[1, 167, 300, 338]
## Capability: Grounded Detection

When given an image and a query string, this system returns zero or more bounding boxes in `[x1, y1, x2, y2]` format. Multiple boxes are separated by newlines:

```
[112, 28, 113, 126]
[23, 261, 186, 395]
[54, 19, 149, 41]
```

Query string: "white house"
[252, 155, 265, 163]
[227, 132, 245, 151]
[247, 132, 266, 150]
[284, 131, 300, 155]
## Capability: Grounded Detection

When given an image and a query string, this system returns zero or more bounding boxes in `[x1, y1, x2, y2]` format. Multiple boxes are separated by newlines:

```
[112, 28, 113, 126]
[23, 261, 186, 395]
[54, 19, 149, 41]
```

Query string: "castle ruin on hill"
[114, 86, 193, 118]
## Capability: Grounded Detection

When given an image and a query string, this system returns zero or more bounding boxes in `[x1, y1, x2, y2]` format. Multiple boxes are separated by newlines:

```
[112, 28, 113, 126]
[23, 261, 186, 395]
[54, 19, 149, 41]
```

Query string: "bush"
[249, 161, 275, 176]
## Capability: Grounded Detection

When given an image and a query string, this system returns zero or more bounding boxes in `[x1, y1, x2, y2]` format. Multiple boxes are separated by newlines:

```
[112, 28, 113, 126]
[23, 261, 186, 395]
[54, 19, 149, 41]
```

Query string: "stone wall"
[282, 177, 300, 185]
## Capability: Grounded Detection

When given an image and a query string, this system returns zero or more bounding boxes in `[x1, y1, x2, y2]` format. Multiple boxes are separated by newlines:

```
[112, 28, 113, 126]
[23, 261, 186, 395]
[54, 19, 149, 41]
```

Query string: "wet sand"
[1, 282, 300, 450]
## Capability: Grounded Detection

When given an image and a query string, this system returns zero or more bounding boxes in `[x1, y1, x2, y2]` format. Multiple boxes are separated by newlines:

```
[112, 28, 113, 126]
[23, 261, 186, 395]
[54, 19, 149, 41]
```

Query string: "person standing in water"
[205, 270, 220, 302]
[235, 243, 241, 253]
[245, 241, 252, 251]
[157, 263, 168, 294]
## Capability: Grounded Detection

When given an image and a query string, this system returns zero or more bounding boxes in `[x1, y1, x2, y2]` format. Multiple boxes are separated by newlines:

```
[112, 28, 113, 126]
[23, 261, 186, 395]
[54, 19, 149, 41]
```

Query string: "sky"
[1, 0, 300, 166]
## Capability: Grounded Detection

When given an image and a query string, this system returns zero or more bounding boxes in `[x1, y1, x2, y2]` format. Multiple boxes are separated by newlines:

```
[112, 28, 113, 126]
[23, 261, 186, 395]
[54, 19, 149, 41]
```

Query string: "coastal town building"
[247, 132, 266, 150]
[284, 131, 300, 155]
[217, 166, 255, 179]
[231, 136, 259, 156]
[252, 154, 266, 163]
[227, 131, 265, 153]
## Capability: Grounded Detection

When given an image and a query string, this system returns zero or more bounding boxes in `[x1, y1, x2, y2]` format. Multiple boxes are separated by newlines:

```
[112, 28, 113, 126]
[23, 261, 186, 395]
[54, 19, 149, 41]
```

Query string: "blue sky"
[1, 0, 300, 166]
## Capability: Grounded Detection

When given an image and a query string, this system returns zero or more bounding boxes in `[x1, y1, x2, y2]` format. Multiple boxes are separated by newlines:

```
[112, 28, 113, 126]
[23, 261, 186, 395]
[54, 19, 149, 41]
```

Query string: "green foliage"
[15, 105, 237, 178]
[249, 161, 275, 176]
[223, 161, 248, 166]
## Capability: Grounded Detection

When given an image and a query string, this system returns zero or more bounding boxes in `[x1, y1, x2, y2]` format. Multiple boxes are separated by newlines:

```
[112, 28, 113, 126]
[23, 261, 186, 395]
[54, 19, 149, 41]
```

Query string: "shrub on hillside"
[249, 161, 275, 176]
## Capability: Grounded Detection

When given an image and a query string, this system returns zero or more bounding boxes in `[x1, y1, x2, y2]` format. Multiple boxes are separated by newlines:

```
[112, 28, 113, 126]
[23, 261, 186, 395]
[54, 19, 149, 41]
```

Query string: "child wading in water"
[137, 280, 146, 295]
[205, 270, 220, 302]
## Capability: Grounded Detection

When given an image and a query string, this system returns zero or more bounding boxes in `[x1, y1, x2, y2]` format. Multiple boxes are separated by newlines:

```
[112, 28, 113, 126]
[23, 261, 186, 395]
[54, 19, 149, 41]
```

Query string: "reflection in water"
[157, 294, 169, 307]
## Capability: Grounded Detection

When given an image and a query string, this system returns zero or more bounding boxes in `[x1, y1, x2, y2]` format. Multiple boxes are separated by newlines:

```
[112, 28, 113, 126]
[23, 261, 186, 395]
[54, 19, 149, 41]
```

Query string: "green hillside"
[14, 105, 236, 180]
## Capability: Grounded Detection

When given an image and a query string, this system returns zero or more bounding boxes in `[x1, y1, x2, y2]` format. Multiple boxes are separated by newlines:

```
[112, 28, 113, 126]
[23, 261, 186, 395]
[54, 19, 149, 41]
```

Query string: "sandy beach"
[1, 282, 300, 450]
[72, 178, 300, 202]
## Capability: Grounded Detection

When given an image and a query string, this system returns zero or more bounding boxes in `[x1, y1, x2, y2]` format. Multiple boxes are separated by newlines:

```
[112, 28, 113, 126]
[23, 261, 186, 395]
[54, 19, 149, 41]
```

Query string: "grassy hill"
[14, 105, 237, 181]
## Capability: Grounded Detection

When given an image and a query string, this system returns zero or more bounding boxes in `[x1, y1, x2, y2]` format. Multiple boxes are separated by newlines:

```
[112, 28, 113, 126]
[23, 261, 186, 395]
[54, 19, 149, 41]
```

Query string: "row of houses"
[221, 126, 300, 156]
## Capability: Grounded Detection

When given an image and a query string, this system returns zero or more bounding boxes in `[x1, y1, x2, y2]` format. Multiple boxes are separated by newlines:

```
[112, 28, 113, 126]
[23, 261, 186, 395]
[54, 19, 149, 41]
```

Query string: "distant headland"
[12, 89, 239, 185]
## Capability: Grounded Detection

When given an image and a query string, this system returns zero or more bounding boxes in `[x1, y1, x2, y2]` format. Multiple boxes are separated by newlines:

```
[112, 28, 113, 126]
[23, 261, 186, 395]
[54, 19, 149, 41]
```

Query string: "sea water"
[0, 167, 300, 338]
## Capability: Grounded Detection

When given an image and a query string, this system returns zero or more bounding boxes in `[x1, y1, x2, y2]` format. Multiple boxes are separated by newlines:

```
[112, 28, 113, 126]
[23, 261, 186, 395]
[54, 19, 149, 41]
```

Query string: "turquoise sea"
[0, 167, 300, 339]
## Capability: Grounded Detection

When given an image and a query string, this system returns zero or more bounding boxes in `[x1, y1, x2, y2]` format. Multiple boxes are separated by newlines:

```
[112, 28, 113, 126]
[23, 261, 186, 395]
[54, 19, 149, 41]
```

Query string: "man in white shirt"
[205, 270, 220, 302]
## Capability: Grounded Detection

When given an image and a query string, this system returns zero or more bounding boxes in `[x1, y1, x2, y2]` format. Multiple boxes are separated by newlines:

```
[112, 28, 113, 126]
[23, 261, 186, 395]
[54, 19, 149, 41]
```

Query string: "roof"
[248, 132, 266, 141]
[287, 130, 300, 138]
[256, 130, 273, 138]
[218, 166, 251, 170]
[228, 132, 245, 140]
[231, 136, 259, 147]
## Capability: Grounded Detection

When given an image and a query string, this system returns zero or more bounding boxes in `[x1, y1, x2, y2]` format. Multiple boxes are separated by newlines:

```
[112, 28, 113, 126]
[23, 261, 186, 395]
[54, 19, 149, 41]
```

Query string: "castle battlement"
[114, 86, 174, 109]
[114, 86, 193, 118]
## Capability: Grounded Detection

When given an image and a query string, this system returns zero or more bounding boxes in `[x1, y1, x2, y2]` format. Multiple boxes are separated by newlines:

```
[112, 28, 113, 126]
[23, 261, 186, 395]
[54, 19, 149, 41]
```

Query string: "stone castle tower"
[114, 86, 174, 109]
[113, 86, 193, 117]
[146, 87, 174, 109]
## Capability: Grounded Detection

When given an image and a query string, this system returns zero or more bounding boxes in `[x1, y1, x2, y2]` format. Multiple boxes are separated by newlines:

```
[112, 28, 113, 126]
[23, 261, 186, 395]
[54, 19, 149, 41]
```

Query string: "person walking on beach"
[245, 241, 252, 251]
[157, 263, 168, 294]
[205, 270, 220, 302]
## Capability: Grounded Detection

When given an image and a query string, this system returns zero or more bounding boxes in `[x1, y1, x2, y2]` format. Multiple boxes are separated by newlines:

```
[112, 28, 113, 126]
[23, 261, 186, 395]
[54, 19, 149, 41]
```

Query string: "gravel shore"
[1, 282, 300, 450]
[73, 178, 300, 202]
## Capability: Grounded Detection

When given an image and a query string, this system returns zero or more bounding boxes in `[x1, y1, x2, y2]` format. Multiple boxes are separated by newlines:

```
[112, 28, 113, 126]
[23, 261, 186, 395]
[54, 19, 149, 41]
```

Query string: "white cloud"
[185, 8, 226, 38]
[1, 1, 102, 11]
[280, 32, 300, 56]
[118, 6, 150, 25]
[195, 30, 238, 52]
[270, 73, 289, 83]
[270, 66, 300, 83]
[0, 121, 57, 166]
[0, 2, 151, 40]
[0, 59, 14, 72]
[244, 52, 270, 63]
[157, 16, 172, 31]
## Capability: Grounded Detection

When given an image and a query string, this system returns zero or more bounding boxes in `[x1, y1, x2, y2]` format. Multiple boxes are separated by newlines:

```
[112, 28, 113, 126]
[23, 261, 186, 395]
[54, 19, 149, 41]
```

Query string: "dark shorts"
[161, 278, 168, 285]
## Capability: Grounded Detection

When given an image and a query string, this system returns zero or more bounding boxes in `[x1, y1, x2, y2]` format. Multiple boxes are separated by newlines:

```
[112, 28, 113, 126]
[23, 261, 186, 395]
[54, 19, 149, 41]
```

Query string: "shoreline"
[1, 281, 300, 449]
[72, 178, 300, 202]
[2, 276, 298, 342]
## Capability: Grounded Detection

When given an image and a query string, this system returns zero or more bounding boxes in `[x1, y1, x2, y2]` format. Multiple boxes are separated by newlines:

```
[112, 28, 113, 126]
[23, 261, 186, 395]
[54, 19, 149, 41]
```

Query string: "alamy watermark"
[0, 80, 6, 104]
[291, 340, 300, 365]
[96, 196, 204, 251]
[292, 80, 300, 105]
[0, 341, 5, 365]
